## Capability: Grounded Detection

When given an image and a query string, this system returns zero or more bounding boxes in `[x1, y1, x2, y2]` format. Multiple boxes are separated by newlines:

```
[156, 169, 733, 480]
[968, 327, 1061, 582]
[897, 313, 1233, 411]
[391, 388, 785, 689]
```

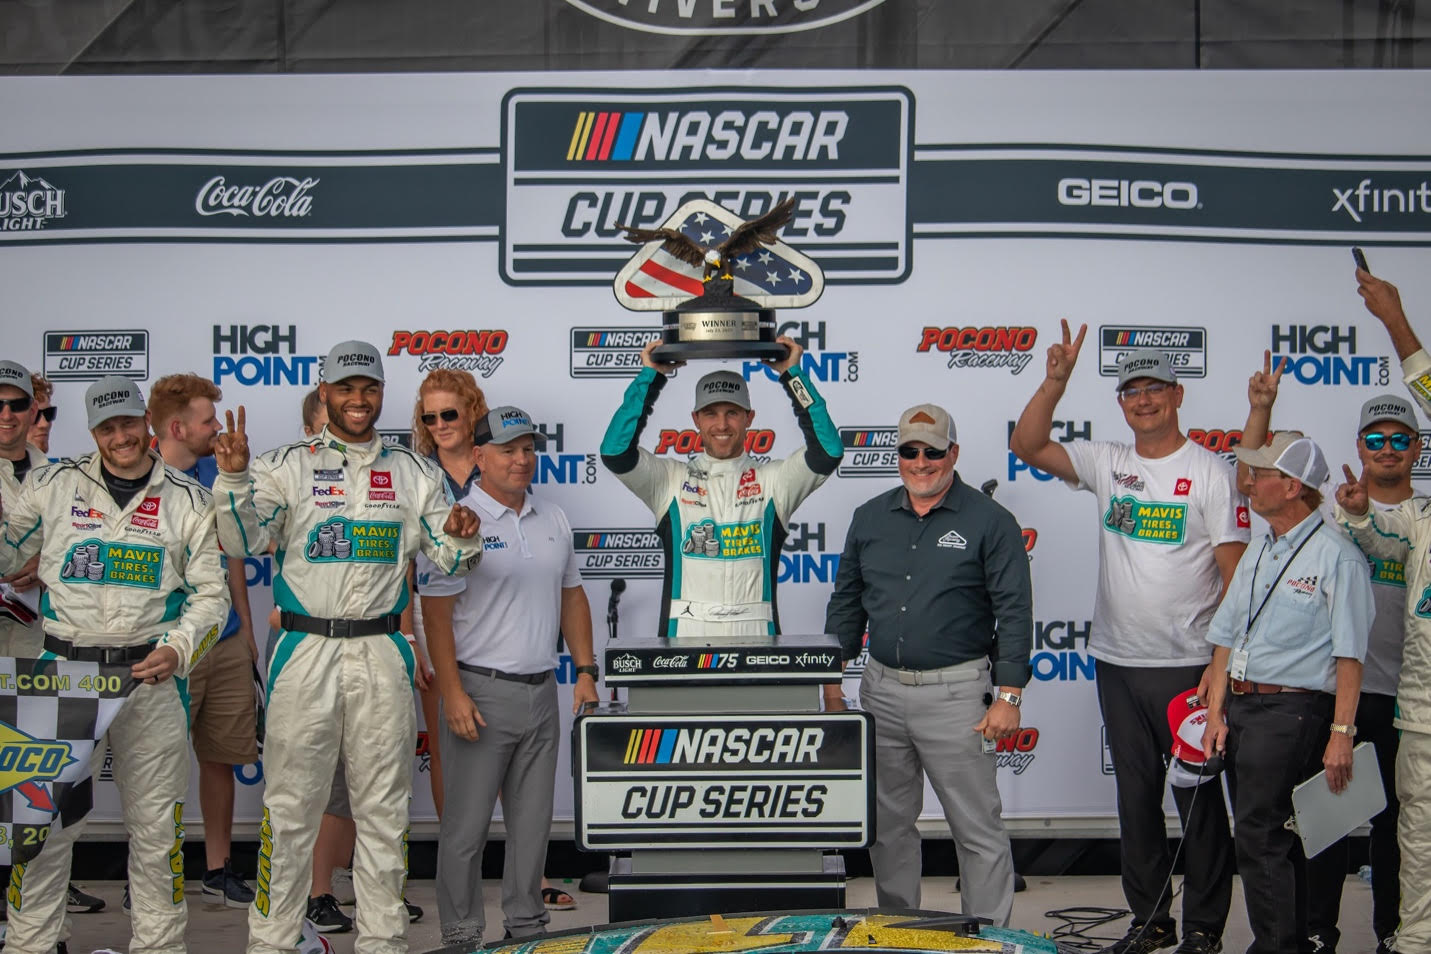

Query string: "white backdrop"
[2, 70, 1430, 833]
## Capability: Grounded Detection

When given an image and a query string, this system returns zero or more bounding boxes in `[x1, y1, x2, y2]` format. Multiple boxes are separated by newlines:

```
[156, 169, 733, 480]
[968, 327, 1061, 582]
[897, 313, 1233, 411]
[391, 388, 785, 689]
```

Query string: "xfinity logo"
[1058, 178, 1199, 210]
[561, 0, 891, 35]
[1331, 178, 1431, 223]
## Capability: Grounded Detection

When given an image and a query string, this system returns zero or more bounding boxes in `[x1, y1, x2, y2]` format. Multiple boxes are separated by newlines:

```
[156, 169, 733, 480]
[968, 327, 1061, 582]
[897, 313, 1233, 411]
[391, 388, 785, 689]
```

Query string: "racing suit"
[0, 450, 228, 954]
[601, 366, 841, 636]
[213, 430, 479, 954]
[0, 444, 49, 657]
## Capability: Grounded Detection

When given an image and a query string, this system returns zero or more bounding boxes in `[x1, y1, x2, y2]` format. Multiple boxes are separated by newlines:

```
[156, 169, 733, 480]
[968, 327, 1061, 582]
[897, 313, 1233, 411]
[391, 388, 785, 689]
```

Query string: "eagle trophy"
[616, 197, 797, 283]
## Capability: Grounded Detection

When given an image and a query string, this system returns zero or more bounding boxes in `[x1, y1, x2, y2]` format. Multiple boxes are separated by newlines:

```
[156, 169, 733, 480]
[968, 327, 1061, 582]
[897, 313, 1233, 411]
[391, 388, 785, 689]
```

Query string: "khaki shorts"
[187, 632, 259, 765]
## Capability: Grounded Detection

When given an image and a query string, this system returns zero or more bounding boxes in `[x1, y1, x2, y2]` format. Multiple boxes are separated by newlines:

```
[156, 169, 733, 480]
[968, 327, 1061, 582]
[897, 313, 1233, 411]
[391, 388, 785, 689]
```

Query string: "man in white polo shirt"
[418, 405, 600, 948]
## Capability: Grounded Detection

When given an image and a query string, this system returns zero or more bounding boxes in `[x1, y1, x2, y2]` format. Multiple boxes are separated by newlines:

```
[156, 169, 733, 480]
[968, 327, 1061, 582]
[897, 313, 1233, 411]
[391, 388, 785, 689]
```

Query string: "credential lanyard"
[1243, 519, 1322, 643]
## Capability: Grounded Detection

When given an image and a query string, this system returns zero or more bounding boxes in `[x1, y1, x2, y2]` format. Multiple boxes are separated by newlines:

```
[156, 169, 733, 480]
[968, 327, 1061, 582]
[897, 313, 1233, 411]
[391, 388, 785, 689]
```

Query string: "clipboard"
[1290, 741, 1386, 859]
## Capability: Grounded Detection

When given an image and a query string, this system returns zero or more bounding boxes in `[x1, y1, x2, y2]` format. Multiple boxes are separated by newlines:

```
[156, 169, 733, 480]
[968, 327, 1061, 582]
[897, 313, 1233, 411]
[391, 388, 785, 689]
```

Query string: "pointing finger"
[1071, 322, 1088, 352]
[1262, 349, 1272, 376]
[1060, 318, 1071, 346]
[236, 405, 246, 435]
[225, 409, 235, 434]
[1342, 463, 1357, 485]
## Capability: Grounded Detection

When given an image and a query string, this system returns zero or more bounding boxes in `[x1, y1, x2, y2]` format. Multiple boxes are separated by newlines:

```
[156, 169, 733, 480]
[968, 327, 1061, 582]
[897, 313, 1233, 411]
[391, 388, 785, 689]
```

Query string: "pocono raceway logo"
[501, 87, 912, 285]
[44, 331, 150, 382]
[213, 324, 322, 388]
[561, 0, 891, 35]
[574, 529, 664, 579]
[0, 171, 67, 231]
[569, 326, 663, 378]
[388, 329, 507, 378]
[916, 326, 1037, 375]
[741, 320, 858, 386]
[1270, 324, 1390, 388]
[993, 727, 1040, 776]
[1188, 425, 1246, 465]
[1099, 326, 1207, 379]
[194, 175, 318, 219]
[532, 422, 598, 486]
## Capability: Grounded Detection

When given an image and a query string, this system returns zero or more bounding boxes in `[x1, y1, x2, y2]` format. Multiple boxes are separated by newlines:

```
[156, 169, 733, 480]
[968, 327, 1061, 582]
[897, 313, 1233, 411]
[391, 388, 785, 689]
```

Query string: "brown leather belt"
[1230, 678, 1311, 696]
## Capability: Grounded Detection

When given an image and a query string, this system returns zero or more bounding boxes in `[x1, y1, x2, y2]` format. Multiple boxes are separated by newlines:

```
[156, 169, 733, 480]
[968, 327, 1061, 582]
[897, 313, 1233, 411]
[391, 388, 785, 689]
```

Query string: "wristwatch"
[996, 690, 1022, 708]
[1330, 722, 1357, 738]
[575, 664, 600, 680]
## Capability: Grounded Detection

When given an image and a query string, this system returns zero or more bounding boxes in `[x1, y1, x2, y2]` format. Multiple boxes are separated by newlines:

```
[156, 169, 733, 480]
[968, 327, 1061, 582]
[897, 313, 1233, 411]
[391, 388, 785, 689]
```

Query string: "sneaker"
[1098, 923, 1177, 954]
[121, 882, 129, 912]
[405, 896, 423, 923]
[330, 867, 355, 905]
[202, 858, 256, 909]
[305, 894, 353, 934]
[1174, 931, 1222, 954]
[66, 883, 104, 914]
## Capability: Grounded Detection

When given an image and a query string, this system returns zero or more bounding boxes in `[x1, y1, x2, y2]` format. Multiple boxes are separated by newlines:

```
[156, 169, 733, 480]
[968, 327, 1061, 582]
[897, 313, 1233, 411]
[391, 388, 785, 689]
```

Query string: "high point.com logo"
[779, 521, 839, 585]
[1006, 419, 1092, 482]
[740, 320, 858, 386]
[532, 422, 598, 486]
[212, 325, 322, 388]
[1269, 323, 1390, 388]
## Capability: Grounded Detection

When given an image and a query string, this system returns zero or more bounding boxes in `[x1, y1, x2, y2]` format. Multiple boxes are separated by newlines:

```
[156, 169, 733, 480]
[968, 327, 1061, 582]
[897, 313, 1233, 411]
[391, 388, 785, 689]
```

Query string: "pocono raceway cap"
[898, 404, 957, 447]
[1115, 349, 1179, 390]
[1358, 394, 1420, 433]
[693, 371, 751, 412]
[1234, 430, 1329, 487]
[475, 405, 547, 448]
[322, 340, 385, 385]
[0, 360, 35, 399]
[85, 375, 147, 429]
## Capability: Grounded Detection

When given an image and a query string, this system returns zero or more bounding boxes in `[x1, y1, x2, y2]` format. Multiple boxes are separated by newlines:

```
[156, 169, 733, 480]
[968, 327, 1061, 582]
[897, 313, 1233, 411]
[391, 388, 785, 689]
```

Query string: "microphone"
[608, 578, 626, 615]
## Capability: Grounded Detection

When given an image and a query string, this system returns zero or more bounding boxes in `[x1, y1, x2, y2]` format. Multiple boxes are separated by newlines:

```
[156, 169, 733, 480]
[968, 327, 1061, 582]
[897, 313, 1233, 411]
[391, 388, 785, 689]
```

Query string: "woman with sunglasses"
[26, 373, 56, 455]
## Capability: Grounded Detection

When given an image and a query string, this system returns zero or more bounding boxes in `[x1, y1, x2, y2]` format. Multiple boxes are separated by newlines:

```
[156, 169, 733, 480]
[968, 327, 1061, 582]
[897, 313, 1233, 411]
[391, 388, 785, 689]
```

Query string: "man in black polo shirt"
[825, 403, 1032, 925]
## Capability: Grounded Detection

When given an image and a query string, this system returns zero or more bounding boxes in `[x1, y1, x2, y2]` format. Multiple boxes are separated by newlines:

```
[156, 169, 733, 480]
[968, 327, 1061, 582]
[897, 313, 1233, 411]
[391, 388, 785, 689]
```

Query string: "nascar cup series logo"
[574, 529, 664, 579]
[44, 331, 150, 382]
[0, 171, 66, 231]
[1098, 326, 1207, 379]
[562, 0, 891, 34]
[501, 87, 912, 285]
[837, 426, 897, 478]
[569, 326, 663, 378]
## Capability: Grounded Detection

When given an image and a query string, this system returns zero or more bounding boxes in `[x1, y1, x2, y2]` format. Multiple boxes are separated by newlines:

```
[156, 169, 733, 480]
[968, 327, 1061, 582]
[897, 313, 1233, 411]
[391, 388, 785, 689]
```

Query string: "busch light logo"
[195, 175, 318, 219]
[742, 320, 858, 386]
[0, 171, 66, 231]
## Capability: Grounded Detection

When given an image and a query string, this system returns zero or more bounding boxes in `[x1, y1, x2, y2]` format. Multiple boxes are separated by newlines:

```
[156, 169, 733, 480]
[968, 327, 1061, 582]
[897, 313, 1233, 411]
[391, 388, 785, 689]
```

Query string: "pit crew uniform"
[214, 429, 479, 954]
[0, 450, 228, 954]
[0, 443, 49, 657]
[600, 366, 842, 636]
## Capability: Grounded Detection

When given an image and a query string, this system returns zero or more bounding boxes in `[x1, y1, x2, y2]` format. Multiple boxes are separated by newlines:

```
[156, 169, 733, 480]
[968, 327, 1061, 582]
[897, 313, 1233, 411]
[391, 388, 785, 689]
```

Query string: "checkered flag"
[0, 657, 140, 864]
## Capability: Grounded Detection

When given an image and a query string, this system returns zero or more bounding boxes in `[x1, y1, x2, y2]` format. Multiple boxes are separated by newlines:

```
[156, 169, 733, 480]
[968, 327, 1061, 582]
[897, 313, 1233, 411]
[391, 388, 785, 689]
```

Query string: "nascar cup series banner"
[3, 70, 1430, 833]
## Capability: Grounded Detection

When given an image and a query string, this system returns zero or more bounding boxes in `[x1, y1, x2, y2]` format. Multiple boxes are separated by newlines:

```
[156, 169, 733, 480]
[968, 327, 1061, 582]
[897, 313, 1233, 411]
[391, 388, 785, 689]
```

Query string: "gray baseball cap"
[1116, 349, 1178, 390]
[693, 371, 751, 412]
[475, 405, 547, 448]
[0, 361, 34, 399]
[322, 340, 384, 385]
[1358, 394, 1420, 433]
[898, 404, 957, 447]
[1234, 431, 1329, 487]
[85, 376, 147, 429]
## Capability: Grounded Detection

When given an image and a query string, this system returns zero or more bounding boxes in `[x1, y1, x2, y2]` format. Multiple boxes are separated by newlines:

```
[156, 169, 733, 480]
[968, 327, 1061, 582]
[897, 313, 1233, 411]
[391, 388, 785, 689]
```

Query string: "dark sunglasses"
[0, 396, 32, 414]
[37, 405, 56, 423]
[420, 408, 461, 426]
[897, 445, 949, 461]
[1363, 431, 1414, 452]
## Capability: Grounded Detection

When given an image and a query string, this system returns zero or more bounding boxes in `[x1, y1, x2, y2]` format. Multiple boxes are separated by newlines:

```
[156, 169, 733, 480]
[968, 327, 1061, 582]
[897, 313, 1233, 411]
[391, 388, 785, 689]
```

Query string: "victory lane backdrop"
[2, 70, 1429, 833]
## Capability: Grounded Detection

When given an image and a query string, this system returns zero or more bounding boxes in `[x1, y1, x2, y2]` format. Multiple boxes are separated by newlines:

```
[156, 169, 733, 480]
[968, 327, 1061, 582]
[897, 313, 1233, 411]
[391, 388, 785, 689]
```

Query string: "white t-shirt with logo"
[1329, 495, 1415, 697]
[1065, 438, 1250, 667]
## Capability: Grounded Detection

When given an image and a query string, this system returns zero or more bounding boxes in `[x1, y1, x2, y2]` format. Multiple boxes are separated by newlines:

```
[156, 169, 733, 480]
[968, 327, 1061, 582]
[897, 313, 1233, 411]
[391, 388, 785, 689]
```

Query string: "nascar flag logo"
[0, 657, 139, 864]
[613, 198, 824, 311]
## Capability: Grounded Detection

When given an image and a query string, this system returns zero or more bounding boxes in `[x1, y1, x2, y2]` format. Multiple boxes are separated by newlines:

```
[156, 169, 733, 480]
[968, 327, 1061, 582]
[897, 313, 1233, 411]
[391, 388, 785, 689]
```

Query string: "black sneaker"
[1174, 931, 1222, 954]
[66, 883, 104, 914]
[202, 858, 255, 909]
[1099, 923, 1177, 954]
[405, 896, 423, 923]
[306, 893, 353, 934]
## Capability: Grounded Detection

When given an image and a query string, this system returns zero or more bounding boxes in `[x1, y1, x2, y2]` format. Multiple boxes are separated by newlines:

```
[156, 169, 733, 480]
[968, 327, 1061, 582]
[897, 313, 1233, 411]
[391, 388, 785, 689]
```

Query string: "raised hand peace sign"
[215, 406, 250, 473]
[1046, 319, 1087, 383]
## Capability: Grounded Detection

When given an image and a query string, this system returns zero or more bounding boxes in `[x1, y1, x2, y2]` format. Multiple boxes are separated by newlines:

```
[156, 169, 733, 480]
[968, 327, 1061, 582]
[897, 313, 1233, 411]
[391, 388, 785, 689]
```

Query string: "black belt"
[43, 634, 152, 664]
[279, 611, 402, 639]
[457, 662, 551, 685]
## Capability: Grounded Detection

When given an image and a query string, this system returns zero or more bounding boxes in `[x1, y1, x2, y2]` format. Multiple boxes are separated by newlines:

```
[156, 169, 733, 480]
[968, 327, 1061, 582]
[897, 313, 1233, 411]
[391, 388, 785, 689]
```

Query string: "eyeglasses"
[1249, 466, 1290, 482]
[897, 445, 949, 461]
[420, 408, 461, 427]
[37, 406, 56, 423]
[1363, 431, 1414, 452]
[1118, 382, 1172, 401]
[0, 396, 32, 414]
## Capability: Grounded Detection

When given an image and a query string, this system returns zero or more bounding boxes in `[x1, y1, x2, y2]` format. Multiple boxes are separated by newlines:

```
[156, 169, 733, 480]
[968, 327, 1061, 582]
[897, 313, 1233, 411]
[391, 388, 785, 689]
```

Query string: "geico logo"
[620, 783, 827, 820]
[570, 109, 848, 164]
[1187, 428, 1244, 455]
[746, 655, 790, 666]
[388, 330, 508, 356]
[213, 355, 319, 387]
[666, 726, 823, 764]
[655, 429, 776, 455]
[916, 327, 1037, 352]
[562, 189, 849, 239]
[0, 744, 67, 774]
[1057, 178, 1199, 209]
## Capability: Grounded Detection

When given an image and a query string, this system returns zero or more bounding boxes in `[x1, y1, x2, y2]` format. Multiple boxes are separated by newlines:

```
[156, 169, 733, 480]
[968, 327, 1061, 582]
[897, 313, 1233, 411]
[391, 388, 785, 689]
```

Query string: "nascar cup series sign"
[574, 711, 873, 850]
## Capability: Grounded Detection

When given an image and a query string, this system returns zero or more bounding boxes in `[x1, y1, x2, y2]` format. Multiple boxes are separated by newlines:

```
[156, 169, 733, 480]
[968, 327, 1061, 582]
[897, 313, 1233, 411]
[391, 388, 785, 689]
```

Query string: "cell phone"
[1353, 246, 1370, 273]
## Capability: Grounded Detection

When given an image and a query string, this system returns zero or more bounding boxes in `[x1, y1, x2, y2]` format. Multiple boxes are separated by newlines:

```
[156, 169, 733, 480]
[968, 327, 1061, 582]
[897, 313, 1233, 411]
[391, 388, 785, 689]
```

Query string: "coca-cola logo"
[195, 175, 318, 218]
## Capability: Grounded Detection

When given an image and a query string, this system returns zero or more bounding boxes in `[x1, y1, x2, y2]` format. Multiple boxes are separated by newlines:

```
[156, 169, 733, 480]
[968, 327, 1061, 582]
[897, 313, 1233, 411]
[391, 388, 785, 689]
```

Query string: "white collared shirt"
[416, 483, 581, 674]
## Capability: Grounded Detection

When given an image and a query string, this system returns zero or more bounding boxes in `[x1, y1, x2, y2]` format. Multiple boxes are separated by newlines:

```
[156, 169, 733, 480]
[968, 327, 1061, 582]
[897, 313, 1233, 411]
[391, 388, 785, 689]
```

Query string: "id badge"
[1230, 648, 1250, 681]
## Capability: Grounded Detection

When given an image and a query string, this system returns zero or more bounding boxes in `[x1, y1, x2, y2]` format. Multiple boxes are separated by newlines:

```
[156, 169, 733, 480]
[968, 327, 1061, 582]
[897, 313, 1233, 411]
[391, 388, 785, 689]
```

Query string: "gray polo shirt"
[825, 474, 1033, 687]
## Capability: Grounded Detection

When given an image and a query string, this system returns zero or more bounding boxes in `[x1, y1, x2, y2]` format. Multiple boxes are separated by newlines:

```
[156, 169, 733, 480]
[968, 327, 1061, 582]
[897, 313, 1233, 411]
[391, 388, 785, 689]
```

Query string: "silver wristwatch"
[996, 690, 1023, 708]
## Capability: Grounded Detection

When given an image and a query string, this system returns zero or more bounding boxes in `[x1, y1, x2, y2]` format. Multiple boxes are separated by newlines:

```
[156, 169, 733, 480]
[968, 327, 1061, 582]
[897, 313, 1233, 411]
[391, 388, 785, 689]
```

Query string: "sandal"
[542, 886, 577, 910]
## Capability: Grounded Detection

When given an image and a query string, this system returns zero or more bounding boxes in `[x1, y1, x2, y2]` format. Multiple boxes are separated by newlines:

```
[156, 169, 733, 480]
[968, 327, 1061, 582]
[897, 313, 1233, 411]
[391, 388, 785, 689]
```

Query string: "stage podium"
[573, 633, 874, 921]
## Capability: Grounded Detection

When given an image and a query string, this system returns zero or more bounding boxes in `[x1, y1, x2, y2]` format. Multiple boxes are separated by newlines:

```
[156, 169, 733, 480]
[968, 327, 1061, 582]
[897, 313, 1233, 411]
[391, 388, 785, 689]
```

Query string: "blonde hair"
[412, 369, 488, 456]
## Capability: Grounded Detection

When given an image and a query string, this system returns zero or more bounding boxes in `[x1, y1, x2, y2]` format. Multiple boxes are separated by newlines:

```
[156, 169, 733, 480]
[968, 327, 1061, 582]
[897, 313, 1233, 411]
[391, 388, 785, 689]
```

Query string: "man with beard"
[601, 338, 842, 636]
[0, 375, 229, 954]
[214, 340, 482, 954]
[0, 360, 47, 657]
[150, 373, 259, 909]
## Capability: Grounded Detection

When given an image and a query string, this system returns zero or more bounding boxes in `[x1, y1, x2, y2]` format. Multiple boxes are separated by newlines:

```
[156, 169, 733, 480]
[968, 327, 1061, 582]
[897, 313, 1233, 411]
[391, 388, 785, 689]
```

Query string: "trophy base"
[652, 340, 790, 362]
